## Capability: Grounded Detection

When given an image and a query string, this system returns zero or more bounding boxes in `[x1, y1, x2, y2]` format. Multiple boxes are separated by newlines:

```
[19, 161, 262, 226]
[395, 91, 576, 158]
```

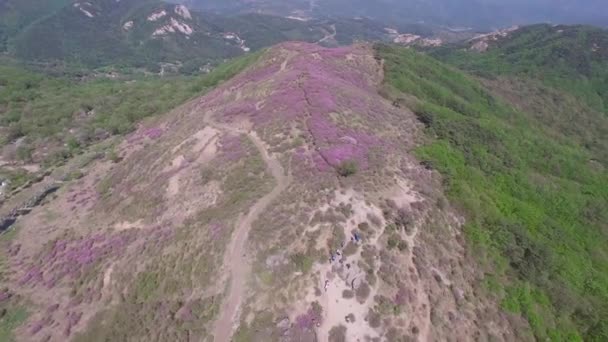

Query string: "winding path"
[210, 122, 291, 342]
[317, 24, 336, 44]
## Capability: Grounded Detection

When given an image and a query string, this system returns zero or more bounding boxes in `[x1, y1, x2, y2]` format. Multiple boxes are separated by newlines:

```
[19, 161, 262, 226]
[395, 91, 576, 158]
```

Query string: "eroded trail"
[211, 125, 290, 342]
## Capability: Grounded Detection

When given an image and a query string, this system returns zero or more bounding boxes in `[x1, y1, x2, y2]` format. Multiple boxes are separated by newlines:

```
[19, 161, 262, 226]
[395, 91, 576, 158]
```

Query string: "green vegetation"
[6, 0, 240, 69]
[0, 0, 324, 71]
[378, 44, 608, 340]
[386, 233, 408, 252]
[432, 24, 608, 114]
[75, 293, 218, 341]
[0, 0, 71, 41]
[0, 168, 34, 193]
[233, 311, 275, 342]
[0, 222, 27, 342]
[0, 227, 19, 283]
[0, 51, 263, 163]
[0, 306, 28, 342]
[328, 325, 347, 342]
[336, 160, 358, 177]
[290, 253, 314, 273]
[215, 13, 325, 51]
[1, 229, 31, 341]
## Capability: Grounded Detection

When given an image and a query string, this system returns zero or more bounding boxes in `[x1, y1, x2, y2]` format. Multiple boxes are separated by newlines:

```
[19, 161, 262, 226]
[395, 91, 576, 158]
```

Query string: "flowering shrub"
[336, 160, 358, 177]
[295, 306, 322, 330]
[19, 232, 137, 289]
[219, 134, 246, 162]
[192, 42, 395, 176]
[144, 128, 164, 139]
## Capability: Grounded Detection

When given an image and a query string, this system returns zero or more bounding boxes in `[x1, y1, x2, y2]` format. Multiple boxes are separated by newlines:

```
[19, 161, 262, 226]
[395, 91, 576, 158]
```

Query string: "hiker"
[324, 280, 330, 292]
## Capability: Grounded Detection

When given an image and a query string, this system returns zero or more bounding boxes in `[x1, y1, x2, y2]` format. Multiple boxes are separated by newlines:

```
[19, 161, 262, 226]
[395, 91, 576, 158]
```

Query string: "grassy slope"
[377, 44, 608, 340]
[0, 51, 263, 164]
[431, 24, 608, 114]
[0, 228, 28, 341]
[0, 50, 264, 338]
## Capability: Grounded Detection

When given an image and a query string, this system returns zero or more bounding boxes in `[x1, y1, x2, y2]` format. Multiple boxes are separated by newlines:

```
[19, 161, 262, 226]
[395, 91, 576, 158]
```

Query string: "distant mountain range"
[177, 0, 608, 30]
[0, 0, 479, 72]
[0, 0, 326, 70]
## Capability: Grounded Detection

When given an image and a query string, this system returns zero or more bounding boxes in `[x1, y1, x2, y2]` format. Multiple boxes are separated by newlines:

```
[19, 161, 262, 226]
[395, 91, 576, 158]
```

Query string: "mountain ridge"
[1, 41, 520, 341]
[0, 19, 607, 342]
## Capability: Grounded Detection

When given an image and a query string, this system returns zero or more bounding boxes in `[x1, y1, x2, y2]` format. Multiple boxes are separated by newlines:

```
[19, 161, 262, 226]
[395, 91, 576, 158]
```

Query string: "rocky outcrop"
[0, 183, 60, 232]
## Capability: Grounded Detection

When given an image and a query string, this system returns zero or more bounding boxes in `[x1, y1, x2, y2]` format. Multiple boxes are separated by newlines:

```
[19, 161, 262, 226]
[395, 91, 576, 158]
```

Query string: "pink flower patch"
[145, 127, 164, 139]
[219, 134, 246, 161]
[19, 232, 137, 289]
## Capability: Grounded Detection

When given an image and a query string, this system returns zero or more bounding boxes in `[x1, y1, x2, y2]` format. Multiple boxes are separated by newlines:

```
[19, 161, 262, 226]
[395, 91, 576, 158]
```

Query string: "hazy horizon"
[179, 0, 608, 29]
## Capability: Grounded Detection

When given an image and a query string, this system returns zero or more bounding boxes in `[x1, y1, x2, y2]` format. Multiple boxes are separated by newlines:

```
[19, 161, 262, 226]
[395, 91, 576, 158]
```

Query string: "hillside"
[432, 24, 608, 114]
[0, 52, 263, 201]
[379, 40, 608, 340]
[0, 0, 335, 71]
[0, 25, 606, 342]
[9, 0, 281, 69]
[0, 0, 71, 49]
[0, 0, 342, 70]
[0, 42, 523, 342]
[0, 0, 469, 72]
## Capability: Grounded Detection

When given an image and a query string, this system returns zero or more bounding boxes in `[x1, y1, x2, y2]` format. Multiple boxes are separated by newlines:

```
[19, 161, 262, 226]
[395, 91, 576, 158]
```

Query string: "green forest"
[378, 41, 608, 340]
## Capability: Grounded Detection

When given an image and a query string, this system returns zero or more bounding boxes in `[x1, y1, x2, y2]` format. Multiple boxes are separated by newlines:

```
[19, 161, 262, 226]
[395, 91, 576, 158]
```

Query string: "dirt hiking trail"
[211, 123, 291, 342]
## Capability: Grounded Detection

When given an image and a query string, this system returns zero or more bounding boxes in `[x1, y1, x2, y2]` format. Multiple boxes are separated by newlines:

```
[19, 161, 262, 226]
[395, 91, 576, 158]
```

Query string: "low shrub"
[336, 160, 358, 177]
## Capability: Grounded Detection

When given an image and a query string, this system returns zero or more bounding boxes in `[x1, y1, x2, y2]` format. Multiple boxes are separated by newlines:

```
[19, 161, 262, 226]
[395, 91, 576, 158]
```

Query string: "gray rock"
[276, 317, 290, 330]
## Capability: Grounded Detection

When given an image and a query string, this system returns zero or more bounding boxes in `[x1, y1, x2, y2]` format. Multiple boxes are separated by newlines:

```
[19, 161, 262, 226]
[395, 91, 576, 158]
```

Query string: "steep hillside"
[0, 0, 69, 52]
[0, 0, 339, 70]
[0, 52, 262, 202]
[378, 43, 608, 340]
[432, 24, 608, 114]
[0, 42, 520, 341]
[11, 0, 250, 69]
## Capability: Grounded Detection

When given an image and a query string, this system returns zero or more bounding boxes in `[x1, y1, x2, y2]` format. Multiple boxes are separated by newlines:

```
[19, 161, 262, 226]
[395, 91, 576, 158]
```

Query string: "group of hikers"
[329, 231, 362, 263]
[325, 231, 363, 292]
